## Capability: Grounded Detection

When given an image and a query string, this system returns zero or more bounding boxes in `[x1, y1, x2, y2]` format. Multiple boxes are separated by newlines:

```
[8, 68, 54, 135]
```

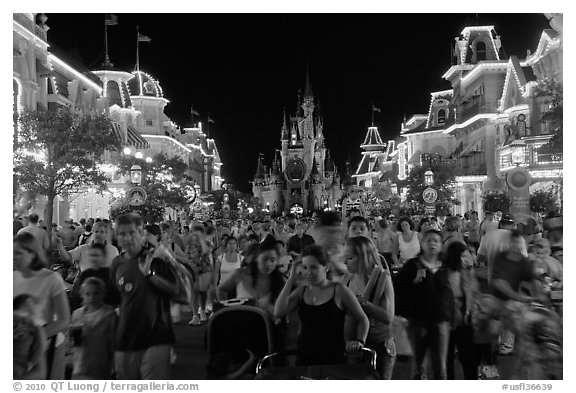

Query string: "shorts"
[194, 271, 212, 292]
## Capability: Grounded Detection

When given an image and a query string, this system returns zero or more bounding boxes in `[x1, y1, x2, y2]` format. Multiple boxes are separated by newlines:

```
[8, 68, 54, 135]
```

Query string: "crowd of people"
[13, 202, 563, 380]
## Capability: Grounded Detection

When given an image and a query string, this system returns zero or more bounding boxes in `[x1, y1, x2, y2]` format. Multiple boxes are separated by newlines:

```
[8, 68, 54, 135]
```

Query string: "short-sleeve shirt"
[13, 269, 67, 325]
[109, 252, 175, 351]
[70, 243, 119, 271]
[491, 251, 535, 299]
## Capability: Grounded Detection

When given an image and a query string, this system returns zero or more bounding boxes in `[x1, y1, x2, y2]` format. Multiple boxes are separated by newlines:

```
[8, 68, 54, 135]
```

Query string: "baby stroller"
[255, 346, 379, 379]
[206, 304, 276, 379]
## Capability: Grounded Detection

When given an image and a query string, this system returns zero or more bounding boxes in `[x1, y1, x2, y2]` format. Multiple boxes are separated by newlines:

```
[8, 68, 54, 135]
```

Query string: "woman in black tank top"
[275, 245, 369, 366]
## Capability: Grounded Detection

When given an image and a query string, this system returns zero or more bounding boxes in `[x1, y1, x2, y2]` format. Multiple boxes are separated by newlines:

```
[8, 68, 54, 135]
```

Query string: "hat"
[500, 213, 514, 224]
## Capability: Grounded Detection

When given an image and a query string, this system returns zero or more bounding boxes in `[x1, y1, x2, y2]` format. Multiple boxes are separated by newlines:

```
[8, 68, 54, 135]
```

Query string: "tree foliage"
[14, 108, 122, 230]
[482, 190, 510, 213]
[116, 153, 196, 211]
[535, 78, 563, 153]
[397, 162, 457, 216]
[530, 189, 559, 214]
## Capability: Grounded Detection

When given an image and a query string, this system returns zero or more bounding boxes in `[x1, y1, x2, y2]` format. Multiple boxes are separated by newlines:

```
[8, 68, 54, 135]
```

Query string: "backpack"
[147, 245, 193, 305]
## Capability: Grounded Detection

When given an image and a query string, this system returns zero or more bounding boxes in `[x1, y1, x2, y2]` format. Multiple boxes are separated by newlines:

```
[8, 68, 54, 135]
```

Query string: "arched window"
[476, 41, 487, 61]
[437, 109, 446, 125]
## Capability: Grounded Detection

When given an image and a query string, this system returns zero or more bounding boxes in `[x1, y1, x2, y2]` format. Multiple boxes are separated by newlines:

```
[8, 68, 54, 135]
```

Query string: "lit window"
[437, 109, 446, 125]
[476, 41, 487, 61]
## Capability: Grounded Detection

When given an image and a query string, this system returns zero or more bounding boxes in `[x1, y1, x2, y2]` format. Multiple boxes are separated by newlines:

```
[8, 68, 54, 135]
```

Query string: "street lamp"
[145, 157, 152, 163]
[135, 151, 143, 159]
[130, 165, 142, 186]
[424, 170, 434, 186]
[510, 139, 527, 166]
[123, 147, 131, 155]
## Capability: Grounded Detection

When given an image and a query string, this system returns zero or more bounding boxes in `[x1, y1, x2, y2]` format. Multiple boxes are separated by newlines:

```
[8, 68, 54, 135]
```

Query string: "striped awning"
[126, 125, 150, 149]
[111, 121, 125, 143]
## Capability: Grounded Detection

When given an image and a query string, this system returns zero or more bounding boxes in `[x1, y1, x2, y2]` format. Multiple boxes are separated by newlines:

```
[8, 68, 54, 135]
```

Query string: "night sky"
[44, 13, 551, 193]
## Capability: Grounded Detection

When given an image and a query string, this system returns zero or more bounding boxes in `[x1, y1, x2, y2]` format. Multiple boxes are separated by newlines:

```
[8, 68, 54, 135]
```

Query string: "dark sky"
[44, 13, 551, 193]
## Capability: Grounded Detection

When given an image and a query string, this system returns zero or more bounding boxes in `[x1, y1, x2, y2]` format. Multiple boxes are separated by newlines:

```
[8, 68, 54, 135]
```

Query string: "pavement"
[169, 311, 516, 380]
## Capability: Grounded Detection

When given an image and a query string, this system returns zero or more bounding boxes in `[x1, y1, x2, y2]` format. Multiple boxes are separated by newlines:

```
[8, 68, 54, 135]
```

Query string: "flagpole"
[104, 16, 109, 65]
[136, 26, 140, 72]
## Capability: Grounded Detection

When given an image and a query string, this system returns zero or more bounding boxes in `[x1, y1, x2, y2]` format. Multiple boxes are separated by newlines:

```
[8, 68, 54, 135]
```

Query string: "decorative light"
[424, 170, 434, 186]
[145, 157, 152, 163]
[130, 164, 142, 185]
[135, 151, 143, 159]
[48, 54, 103, 93]
[123, 147, 131, 155]
[397, 143, 407, 180]
[510, 139, 527, 166]
[443, 113, 497, 134]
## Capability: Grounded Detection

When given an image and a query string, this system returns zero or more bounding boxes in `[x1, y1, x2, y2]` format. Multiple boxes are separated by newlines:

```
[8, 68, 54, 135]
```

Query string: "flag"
[208, 117, 215, 124]
[138, 33, 152, 43]
[105, 14, 118, 26]
[372, 104, 381, 113]
[191, 107, 199, 116]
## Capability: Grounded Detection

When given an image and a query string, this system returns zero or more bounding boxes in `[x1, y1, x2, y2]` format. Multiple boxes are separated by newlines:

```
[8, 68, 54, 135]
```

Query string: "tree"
[530, 189, 559, 214]
[115, 153, 195, 215]
[482, 190, 510, 213]
[535, 78, 563, 154]
[397, 161, 457, 216]
[14, 108, 122, 236]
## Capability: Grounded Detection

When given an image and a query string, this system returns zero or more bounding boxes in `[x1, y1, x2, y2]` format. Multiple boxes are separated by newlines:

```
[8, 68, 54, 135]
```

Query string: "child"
[341, 184, 366, 219]
[347, 216, 371, 238]
[69, 277, 117, 379]
[531, 238, 562, 282]
[13, 294, 46, 380]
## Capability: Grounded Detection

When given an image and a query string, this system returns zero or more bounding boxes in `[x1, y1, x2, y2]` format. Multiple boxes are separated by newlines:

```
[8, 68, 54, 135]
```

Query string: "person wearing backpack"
[108, 214, 179, 379]
[394, 229, 455, 380]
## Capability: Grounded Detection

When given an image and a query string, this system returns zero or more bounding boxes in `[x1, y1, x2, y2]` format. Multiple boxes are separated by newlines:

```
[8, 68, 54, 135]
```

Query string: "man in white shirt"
[54, 221, 119, 271]
[17, 213, 50, 256]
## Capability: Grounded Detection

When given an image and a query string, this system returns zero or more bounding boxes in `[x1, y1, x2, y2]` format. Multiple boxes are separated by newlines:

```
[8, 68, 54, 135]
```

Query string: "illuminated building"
[381, 21, 562, 216]
[13, 13, 225, 223]
[252, 71, 342, 215]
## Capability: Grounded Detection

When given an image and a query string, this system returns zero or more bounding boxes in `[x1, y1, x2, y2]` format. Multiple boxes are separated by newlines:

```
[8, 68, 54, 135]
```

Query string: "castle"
[252, 71, 342, 215]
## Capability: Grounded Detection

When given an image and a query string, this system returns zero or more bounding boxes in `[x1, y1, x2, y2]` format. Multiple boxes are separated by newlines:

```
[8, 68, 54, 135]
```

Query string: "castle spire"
[304, 63, 313, 99]
[281, 108, 289, 140]
[255, 153, 266, 179]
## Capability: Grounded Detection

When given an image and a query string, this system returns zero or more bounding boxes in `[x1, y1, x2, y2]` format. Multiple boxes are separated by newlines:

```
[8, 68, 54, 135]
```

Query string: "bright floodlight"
[123, 147, 131, 155]
[135, 152, 143, 159]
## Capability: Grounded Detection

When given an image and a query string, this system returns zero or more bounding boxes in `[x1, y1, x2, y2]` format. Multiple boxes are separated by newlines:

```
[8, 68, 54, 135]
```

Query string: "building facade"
[13, 13, 224, 224]
[363, 21, 562, 218]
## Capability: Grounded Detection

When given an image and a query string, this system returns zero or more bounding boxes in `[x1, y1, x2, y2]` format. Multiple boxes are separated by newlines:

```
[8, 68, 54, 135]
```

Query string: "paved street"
[170, 311, 515, 380]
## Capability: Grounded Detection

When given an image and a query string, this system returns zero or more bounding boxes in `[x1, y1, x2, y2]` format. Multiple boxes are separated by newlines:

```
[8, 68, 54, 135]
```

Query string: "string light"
[13, 20, 49, 49]
[48, 54, 103, 94]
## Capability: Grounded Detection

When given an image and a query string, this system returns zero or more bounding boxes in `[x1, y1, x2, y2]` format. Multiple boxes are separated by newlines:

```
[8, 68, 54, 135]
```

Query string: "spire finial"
[304, 62, 313, 99]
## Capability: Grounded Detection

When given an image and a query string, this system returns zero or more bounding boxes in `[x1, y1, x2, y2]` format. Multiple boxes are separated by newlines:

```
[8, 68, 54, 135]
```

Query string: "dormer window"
[476, 41, 487, 61]
[437, 109, 446, 125]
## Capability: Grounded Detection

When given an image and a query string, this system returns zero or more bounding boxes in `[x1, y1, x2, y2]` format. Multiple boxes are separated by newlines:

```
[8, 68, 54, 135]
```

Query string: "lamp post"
[507, 138, 531, 223]
[423, 169, 437, 216]
[130, 165, 142, 186]
[424, 170, 434, 186]
[510, 139, 527, 166]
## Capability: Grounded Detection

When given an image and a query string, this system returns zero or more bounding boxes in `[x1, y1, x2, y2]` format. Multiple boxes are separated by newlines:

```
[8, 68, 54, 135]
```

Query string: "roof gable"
[499, 56, 530, 111]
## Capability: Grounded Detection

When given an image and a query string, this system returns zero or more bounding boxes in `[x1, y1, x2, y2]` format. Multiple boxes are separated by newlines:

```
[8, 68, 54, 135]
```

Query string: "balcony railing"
[457, 95, 483, 123]
[455, 151, 487, 176]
